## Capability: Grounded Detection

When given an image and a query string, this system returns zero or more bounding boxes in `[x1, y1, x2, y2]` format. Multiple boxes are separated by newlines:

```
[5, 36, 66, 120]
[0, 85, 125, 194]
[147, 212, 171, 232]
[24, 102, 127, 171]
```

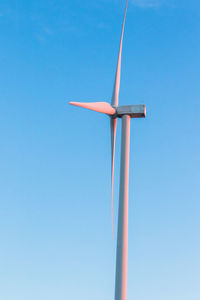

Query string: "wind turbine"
[69, 1, 146, 299]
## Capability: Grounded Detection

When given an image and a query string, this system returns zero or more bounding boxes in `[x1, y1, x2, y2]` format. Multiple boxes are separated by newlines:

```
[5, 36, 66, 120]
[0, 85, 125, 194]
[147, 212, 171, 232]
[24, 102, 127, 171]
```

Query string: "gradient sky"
[0, 0, 200, 299]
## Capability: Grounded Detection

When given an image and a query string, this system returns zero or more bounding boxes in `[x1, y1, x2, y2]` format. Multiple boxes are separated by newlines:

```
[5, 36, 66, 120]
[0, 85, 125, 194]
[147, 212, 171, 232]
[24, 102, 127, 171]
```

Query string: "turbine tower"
[69, 1, 146, 299]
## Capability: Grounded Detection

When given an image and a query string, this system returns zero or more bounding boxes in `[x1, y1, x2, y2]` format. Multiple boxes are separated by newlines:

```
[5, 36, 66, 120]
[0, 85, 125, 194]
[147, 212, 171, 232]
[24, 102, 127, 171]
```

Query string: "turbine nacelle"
[116, 105, 146, 118]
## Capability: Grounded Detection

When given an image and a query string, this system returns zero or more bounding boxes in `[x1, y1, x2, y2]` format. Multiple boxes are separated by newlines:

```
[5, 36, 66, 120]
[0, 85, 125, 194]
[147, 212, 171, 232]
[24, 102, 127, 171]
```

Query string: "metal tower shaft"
[115, 115, 131, 300]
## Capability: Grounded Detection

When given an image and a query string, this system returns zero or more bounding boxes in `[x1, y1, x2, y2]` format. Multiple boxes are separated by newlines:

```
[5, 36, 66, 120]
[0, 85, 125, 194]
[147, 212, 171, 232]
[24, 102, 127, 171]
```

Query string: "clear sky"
[0, 0, 200, 299]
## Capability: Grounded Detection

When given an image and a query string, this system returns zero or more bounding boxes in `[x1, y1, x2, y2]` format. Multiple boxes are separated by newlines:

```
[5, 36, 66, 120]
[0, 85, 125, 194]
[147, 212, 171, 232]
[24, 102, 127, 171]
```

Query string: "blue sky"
[0, 0, 200, 299]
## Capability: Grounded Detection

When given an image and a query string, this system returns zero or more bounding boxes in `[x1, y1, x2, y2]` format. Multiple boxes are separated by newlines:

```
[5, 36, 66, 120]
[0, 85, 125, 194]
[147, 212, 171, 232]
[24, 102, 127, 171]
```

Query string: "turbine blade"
[111, 0, 128, 107]
[69, 101, 116, 115]
[110, 117, 117, 238]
